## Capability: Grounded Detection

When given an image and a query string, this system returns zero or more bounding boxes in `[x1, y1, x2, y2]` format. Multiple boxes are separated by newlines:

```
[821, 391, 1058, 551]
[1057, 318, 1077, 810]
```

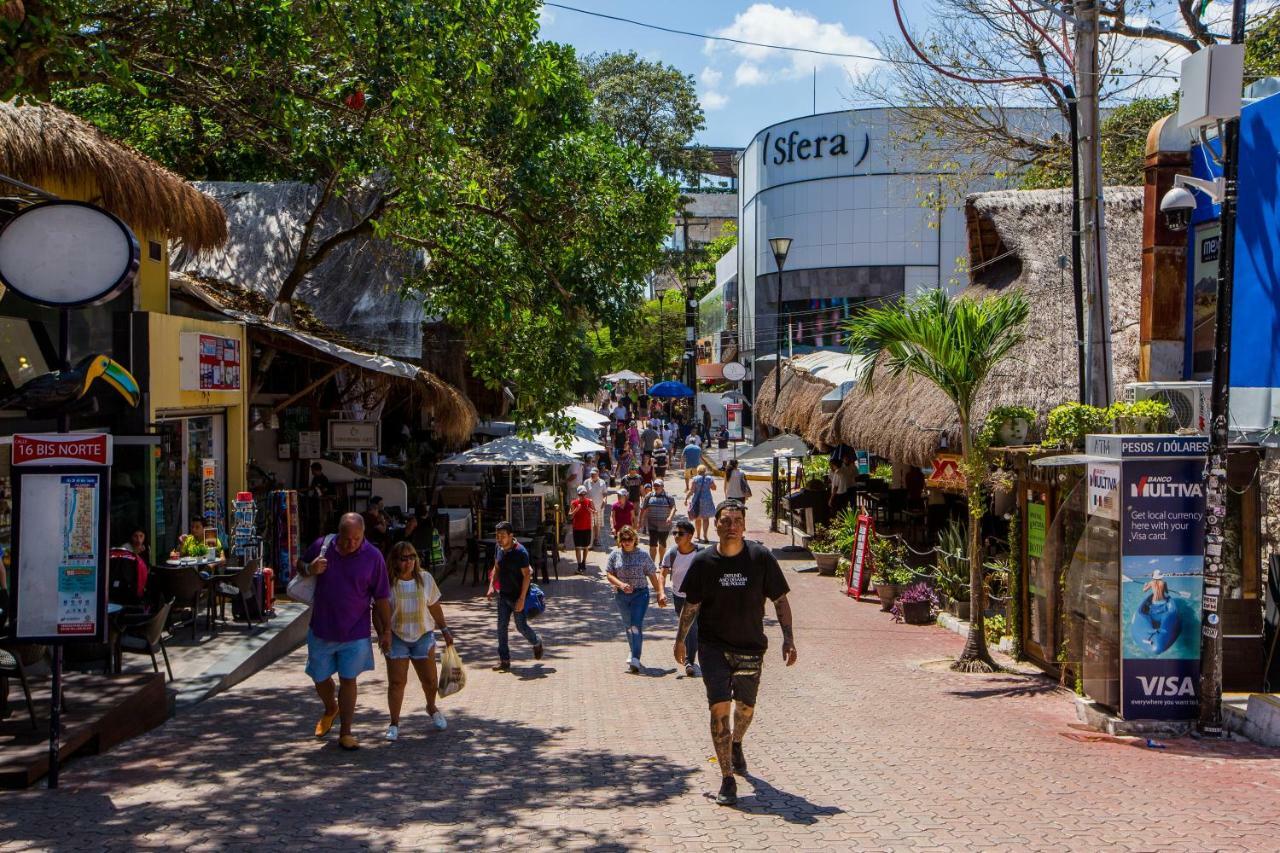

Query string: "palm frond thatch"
[0, 100, 227, 252]
[763, 187, 1142, 467]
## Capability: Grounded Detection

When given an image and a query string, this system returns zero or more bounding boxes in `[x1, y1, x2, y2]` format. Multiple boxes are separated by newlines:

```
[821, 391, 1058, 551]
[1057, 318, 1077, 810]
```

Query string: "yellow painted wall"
[32, 177, 169, 313]
[147, 313, 248, 494]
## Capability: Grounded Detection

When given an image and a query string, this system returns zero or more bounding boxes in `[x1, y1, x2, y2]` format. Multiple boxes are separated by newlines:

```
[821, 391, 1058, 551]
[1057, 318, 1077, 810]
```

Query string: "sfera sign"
[761, 128, 870, 167]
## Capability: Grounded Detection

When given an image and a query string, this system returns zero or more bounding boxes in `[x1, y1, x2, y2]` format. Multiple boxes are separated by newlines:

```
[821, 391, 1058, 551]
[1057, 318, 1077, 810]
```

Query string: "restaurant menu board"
[846, 512, 874, 600]
[297, 431, 322, 459]
[506, 494, 544, 533]
[13, 471, 107, 641]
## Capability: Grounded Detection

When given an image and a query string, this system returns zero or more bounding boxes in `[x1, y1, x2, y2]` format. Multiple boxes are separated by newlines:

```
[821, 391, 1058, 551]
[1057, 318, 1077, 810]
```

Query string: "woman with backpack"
[383, 541, 453, 741]
[686, 464, 718, 543]
[724, 458, 752, 503]
[604, 525, 666, 673]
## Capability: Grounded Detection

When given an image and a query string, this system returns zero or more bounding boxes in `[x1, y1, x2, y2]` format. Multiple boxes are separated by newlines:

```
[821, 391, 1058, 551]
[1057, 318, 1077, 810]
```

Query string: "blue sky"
[538, 1, 1248, 147]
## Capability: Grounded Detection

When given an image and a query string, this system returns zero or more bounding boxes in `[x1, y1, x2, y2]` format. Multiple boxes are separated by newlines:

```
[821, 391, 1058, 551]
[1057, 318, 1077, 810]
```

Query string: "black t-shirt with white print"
[679, 540, 790, 654]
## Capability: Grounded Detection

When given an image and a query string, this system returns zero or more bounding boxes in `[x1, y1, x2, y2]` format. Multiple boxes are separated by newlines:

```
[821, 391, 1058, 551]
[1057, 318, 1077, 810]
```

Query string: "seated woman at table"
[121, 527, 152, 567]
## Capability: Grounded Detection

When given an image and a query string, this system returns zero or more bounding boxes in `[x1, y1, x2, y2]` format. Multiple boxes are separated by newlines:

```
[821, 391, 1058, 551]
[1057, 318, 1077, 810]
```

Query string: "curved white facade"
[737, 108, 1045, 394]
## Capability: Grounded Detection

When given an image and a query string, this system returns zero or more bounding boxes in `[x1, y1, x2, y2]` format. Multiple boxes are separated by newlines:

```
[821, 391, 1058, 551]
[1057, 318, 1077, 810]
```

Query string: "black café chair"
[151, 566, 207, 640]
[215, 561, 265, 630]
[120, 600, 174, 681]
[0, 646, 38, 729]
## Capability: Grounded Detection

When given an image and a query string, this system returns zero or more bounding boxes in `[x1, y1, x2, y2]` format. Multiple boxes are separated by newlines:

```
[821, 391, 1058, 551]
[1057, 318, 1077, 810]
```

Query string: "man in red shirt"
[569, 485, 595, 573]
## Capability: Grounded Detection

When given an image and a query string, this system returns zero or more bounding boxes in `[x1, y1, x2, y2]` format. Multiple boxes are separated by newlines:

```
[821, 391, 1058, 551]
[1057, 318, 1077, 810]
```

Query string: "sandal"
[315, 710, 338, 738]
[339, 734, 360, 751]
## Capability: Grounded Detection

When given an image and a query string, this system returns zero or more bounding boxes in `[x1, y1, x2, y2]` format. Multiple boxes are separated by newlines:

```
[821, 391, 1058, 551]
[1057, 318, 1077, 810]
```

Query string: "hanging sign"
[328, 419, 380, 452]
[0, 201, 139, 307]
[846, 512, 875, 600]
[180, 333, 242, 391]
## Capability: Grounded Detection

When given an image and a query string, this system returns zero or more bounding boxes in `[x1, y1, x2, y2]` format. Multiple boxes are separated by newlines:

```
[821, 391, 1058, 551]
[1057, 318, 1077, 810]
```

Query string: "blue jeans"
[615, 589, 650, 660]
[496, 595, 541, 662]
[673, 595, 699, 665]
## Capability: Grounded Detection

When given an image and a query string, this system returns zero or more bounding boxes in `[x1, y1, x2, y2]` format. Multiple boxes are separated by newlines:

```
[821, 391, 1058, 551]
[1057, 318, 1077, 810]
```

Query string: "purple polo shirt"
[303, 537, 391, 643]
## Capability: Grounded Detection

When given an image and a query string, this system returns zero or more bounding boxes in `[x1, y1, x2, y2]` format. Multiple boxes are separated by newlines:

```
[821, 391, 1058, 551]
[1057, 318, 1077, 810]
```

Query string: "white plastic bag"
[287, 534, 333, 605]
[437, 644, 467, 698]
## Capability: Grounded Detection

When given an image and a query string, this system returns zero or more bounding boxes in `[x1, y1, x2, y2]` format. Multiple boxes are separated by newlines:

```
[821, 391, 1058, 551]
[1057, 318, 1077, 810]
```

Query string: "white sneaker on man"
[431, 710, 448, 731]
[384, 724, 399, 742]
[628, 656, 641, 674]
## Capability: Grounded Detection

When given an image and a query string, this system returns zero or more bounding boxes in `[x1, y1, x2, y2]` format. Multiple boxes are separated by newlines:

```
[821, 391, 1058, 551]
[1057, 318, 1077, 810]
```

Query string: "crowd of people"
[294, 385, 797, 806]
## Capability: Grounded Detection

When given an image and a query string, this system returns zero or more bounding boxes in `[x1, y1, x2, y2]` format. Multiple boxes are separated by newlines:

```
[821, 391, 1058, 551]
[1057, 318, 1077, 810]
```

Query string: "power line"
[543, 1, 1181, 81]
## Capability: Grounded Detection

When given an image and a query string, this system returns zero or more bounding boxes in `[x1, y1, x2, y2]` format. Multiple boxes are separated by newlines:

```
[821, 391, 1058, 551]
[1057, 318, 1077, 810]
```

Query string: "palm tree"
[845, 287, 1029, 672]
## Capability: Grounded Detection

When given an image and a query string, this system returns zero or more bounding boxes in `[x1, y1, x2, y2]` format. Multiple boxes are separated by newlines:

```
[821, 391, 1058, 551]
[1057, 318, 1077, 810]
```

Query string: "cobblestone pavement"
[5, 472, 1280, 851]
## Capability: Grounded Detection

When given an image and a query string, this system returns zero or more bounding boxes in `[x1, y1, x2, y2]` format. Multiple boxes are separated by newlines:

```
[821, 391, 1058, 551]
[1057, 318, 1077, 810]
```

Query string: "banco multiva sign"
[761, 128, 870, 167]
[1120, 452, 1206, 721]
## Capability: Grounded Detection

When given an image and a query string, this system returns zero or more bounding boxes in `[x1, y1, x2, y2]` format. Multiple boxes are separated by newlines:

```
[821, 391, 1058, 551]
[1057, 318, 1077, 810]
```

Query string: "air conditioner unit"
[1124, 381, 1212, 433]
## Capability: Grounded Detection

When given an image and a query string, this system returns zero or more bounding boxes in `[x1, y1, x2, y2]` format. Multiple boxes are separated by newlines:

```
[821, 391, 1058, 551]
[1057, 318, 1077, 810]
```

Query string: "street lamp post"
[768, 237, 792, 534]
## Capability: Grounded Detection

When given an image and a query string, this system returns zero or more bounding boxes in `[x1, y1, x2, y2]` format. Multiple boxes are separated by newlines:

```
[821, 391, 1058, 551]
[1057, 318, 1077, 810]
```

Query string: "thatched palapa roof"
[174, 181, 427, 360]
[0, 100, 227, 252]
[759, 186, 1144, 467]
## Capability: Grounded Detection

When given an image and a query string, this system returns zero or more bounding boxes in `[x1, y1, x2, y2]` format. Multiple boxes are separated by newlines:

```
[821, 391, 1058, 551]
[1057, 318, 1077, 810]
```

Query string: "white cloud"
[708, 3, 880, 85]
[537, 4, 555, 27]
[702, 90, 729, 110]
[700, 66, 724, 88]
[735, 62, 767, 87]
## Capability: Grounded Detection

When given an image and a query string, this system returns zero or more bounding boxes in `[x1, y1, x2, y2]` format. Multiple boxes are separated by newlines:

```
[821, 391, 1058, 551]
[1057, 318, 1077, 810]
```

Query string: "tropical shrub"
[1044, 402, 1110, 448]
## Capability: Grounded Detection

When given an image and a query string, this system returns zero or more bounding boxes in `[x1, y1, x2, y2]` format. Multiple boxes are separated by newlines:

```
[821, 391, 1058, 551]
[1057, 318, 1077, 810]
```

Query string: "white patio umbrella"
[602, 369, 648, 384]
[559, 405, 611, 427]
[534, 431, 606, 456]
[441, 436, 578, 467]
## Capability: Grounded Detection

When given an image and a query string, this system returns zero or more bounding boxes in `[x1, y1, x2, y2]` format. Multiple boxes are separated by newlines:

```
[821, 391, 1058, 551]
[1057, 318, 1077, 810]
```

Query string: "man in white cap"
[584, 468, 610, 549]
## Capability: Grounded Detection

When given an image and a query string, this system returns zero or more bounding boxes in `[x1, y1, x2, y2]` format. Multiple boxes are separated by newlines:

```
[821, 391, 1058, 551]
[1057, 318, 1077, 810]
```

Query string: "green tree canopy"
[580, 50, 708, 183]
[1021, 96, 1178, 189]
[7, 1, 678, 429]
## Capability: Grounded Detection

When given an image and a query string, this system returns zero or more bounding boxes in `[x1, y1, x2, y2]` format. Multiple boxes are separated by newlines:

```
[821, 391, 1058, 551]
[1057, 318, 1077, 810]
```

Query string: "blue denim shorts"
[305, 631, 375, 682]
[386, 631, 436, 660]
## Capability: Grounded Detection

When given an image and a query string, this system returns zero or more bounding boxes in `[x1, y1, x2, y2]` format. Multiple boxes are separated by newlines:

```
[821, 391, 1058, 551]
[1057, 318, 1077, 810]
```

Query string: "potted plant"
[869, 533, 912, 611]
[1108, 399, 1171, 434]
[982, 404, 1037, 447]
[892, 581, 939, 625]
[1043, 402, 1111, 449]
[807, 524, 841, 576]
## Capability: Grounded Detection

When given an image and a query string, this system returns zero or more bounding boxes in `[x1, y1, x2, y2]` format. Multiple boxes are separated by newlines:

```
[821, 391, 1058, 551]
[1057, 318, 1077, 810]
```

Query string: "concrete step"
[1223, 692, 1280, 746]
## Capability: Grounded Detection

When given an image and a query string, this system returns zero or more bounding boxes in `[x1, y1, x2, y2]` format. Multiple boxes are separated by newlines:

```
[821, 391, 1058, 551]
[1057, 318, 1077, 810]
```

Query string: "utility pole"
[1073, 0, 1113, 407]
[681, 216, 698, 394]
[1199, 0, 1248, 739]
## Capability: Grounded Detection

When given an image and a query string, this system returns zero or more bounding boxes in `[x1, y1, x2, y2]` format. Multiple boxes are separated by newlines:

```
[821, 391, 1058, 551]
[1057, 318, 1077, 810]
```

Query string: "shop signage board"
[328, 419, 380, 452]
[180, 333, 242, 391]
[12, 433, 112, 467]
[1086, 434, 1207, 721]
[297, 431, 322, 459]
[1026, 501, 1046, 560]
[725, 403, 744, 441]
[1086, 462, 1121, 521]
[926, 454, 965, 490]
[846, 512, 874, 600]
[8, 433, 112, 643]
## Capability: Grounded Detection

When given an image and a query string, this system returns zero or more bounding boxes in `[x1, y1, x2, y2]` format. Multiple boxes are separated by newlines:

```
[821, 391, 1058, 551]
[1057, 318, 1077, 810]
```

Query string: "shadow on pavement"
[735, 773, 843, 824]
[0, 680, 697, 850]
[943, 672, 1063, 701]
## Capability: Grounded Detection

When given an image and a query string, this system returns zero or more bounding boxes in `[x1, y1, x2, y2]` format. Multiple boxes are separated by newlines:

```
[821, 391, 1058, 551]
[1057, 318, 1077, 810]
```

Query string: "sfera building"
[733, 108, 1053, 400]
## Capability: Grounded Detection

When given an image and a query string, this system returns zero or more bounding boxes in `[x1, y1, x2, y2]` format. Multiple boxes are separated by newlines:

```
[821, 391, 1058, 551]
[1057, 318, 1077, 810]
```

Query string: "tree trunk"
[952, 414, 997, 672]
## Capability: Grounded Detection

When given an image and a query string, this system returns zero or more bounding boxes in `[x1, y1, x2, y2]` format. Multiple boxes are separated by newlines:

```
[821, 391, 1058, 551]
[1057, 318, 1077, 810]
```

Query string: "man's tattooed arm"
[676, 601, 700, 643]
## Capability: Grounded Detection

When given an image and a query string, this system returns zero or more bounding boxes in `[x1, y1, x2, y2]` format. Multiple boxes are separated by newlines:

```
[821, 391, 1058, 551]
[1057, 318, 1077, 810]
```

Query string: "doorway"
[155, 413, 225, 553]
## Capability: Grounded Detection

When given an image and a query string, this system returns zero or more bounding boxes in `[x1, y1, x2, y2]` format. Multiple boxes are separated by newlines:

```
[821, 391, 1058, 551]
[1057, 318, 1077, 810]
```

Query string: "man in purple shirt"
[299, 513, 392, 750]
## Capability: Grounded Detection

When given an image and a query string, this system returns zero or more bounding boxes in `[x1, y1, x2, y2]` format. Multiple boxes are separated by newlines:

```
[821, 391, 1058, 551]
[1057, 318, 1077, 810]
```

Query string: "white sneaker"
[628, 656, 641, 673]
[384, 724, 399, 742]
[431, 710, 448, 731]
[691, 664, 702, 678]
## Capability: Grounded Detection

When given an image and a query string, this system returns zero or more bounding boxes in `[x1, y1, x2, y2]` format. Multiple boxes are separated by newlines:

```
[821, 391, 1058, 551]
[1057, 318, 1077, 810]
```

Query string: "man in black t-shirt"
[674, 500, 796, 806]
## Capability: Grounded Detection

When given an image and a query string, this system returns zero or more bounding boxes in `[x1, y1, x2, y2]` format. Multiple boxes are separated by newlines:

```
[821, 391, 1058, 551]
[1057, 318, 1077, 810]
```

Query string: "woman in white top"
[723, 458, 751, 502]
[384, 541, 453, 741]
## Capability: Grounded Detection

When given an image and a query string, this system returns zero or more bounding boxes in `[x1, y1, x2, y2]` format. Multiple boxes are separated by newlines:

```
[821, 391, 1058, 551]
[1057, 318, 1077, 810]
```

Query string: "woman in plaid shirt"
[383, 541, 454, 741]
[605, 526, 667, 673]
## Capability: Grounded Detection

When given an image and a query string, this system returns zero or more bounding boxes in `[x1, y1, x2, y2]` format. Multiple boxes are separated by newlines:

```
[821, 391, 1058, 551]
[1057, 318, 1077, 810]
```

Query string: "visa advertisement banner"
[1120, 457, 1205, 721]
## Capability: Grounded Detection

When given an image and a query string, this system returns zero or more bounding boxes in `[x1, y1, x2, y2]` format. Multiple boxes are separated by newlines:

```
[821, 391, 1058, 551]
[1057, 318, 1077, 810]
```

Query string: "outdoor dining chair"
[151, 566, 207, 640]
[0, 644, 38, 729]
[214, 562, 264, 631]
[120, 600, 174, 682]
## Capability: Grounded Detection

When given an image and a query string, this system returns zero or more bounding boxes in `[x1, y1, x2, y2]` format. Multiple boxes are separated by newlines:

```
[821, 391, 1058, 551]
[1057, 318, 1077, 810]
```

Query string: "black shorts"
[647, 528, 670, 549]
[572, 528, 591, 547]
[699, 644, 763, 707]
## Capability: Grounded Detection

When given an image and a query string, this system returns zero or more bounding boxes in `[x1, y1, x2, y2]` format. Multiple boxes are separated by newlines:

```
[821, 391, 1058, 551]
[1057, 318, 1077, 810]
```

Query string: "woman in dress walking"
[383, 541, 453, 741]
[604, 525, 666, 673]
[686, 464, 718, 543]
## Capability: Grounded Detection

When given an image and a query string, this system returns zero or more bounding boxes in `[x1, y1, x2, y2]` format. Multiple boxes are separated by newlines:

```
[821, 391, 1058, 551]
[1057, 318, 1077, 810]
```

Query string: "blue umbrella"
[648, 380, 695, 398]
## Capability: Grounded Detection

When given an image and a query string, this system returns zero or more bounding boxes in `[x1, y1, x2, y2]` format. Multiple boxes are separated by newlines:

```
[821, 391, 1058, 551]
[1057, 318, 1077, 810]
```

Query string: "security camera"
[1160, 185, 1197, 232]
